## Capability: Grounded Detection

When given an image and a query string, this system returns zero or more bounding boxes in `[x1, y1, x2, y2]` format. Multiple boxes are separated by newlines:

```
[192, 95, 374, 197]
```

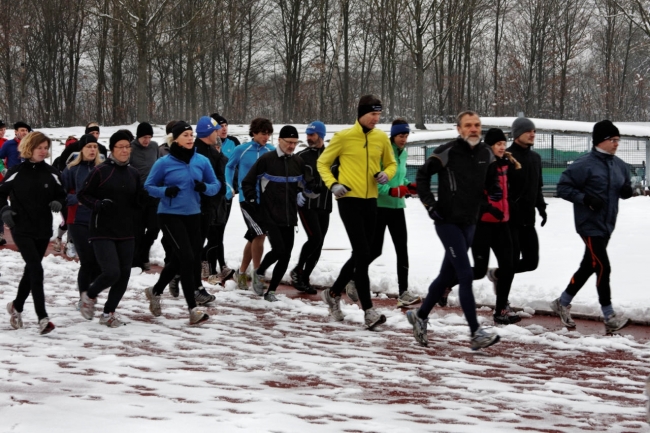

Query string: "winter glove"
[165, 186, 181, 198]
[297, 192, 306, 207]
[487, 205, 504, 221]
[426, 206, 444, 222]
[583, 194, 604, 211]
[389, 185, 409, 198]
[96, 199, 115, 214]
[620, 184, 633, 199]
[374, 171, 389, 184]
[538, 208, 547, 227]
[49, 201, 63, 213]
[331, 183, 350, 198]
[66, 193, 78, 206]
[194, 180, 207, 193]
[407, 182, 418, 195]
[1, 206, 16, 229]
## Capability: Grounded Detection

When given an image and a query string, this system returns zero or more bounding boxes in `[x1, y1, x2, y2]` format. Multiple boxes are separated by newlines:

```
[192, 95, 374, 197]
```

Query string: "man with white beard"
[407, 111, 501, 350]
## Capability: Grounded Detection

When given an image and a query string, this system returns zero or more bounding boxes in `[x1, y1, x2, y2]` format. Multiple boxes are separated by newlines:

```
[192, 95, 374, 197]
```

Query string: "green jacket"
[377, 143, 410, 209]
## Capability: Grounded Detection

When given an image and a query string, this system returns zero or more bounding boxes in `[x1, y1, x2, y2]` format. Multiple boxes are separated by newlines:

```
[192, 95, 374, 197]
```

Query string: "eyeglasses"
[608, 138, 621, 143]
[281, 138, 299, 145]
[114, 146, 131, 150]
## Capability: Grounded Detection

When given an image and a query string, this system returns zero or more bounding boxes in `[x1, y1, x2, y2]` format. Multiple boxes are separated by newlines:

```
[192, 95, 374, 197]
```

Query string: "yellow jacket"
[317, 121, 397, 199]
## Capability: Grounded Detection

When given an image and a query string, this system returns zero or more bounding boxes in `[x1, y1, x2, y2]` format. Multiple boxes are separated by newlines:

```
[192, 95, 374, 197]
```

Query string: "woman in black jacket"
[77, 131, 142, 328]
[1, 132, 65, 334]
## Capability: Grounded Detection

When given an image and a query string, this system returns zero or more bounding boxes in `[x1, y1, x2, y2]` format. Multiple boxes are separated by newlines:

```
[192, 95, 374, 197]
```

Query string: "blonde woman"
[0, 131, 66, 334]
[61, 136, 105, 308]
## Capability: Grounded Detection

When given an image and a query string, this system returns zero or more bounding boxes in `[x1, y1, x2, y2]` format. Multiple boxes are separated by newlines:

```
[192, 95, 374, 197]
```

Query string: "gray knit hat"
[511, 117, 535, 139]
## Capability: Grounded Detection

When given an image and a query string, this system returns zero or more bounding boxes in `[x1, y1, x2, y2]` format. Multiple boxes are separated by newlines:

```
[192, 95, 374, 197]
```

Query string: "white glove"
[375, 171, 389, 184]
[331, 183, 349, 198]
[297, 192, 305, 207]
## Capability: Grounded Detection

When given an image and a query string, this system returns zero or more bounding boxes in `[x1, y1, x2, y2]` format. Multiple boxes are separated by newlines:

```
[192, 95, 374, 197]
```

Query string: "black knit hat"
[171, 121, 192, 140]
[85, 124, 100, 135]
[484, 128, 507, 146]
[279, 125, 299, 139]
[109, 131, 133, 151]
[357, 95, 382, 119]
[210, 113, 228, 125]
[592, 120, 620, 146]
[13, 121, 31, 132]
[0, 119, 5, 128]
[79, 133, 98, 147]
[136, 122, 154, 138]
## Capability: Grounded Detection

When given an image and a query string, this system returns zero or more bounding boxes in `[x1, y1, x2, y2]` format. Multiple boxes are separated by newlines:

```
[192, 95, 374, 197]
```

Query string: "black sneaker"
[195, 288, 215, 305]
[493, 309, 522, 325]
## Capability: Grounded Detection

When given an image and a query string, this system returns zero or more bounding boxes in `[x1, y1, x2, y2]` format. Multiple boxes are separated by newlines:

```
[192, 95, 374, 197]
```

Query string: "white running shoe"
[65, 241, 76, 258]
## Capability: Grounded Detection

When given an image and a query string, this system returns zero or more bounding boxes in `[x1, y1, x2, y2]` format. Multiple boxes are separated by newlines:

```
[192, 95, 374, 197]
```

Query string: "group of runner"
[0, 97, 635, 350]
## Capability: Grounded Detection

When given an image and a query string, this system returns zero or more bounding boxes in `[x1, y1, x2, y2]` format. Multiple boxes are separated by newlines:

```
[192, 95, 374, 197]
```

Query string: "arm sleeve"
[317, 133, 343, 189]
[535, 156, 546, 210]
[381, 139, 397, 179]
[241, 158, 262, 203]
[144, 159, 168, 199]
[225, 147, 241, 200]
[416, 155, 443, 208]
[78, 168, 101, 210]
[200, 158, 220, 197]
[557, 163, 587, 204]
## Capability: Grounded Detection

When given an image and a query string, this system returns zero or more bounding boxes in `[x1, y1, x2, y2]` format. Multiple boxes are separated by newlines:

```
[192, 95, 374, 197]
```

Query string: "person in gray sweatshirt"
[130, 122, 160, 270]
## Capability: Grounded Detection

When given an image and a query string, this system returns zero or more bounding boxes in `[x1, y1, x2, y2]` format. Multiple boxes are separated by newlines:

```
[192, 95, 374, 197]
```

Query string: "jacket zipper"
[365, 134, 369, 198]
[284, 157, 289, 225]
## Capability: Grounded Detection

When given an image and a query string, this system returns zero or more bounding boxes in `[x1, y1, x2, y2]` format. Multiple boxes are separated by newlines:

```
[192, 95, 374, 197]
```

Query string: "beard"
[307, 139, 317, 147]
[463, 135, 481, 147]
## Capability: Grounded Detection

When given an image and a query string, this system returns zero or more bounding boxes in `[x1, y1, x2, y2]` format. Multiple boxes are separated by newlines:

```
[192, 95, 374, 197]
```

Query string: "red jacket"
[481, 154, 520, 223]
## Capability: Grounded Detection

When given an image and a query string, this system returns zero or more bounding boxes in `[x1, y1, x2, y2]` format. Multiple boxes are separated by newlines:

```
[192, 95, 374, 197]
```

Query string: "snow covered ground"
[0, 123, 649, 431]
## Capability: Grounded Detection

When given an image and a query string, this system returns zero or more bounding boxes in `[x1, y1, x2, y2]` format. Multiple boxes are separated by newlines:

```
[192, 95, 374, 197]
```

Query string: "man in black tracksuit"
[291, 121, 331, 294]
[193, 116, 226, 304]
[506, 117, 547, 275]
[408, 111, 501, 350]
[241, 125, 314, 302]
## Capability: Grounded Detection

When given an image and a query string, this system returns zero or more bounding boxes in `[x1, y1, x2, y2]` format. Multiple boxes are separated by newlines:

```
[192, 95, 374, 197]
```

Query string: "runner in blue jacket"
[224, 118, 276, 292]
[144, 121, 220, 325]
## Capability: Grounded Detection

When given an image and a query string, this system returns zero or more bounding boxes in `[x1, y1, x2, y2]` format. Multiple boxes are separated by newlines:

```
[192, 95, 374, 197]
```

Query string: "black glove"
[620, 184, 633, 199]
[96, 199, 115, 214]
[487, 205, 504, 221]
[1, 206, 16, 229]
[165, 186, 180, 198]
[427, 206, 444, 222]
[538, 208, 547, 227]
[49, 201, 63, 213]
[194, 180, 207, 193]
[583, 194, 604, 211]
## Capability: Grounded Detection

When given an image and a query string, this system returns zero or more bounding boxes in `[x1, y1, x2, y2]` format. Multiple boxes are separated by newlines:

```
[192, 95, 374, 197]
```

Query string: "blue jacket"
[145, 150, 220, 215]
[61, 160, 97, 225]
[221, 136, 240, 161]
[557, 149, 631, 238]
[225, 140, 275, 201]
[0, 138, 22, 168]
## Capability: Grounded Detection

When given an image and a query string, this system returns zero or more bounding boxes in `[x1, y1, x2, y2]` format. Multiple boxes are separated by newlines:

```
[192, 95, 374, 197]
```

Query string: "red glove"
[407, 182, 418, 194]
[389, 185, 410, 198]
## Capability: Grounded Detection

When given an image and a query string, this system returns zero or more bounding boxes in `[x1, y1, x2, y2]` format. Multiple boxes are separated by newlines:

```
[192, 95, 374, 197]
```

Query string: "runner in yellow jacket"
[317, 95, 397, 330]
[317, 120, 396, 199]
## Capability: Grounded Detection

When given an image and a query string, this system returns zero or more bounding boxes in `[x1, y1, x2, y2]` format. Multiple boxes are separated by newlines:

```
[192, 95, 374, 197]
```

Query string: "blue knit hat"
[306, 121, 326, 139]
[195, 116, 221, 138]
[390, 123, 410, 138]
